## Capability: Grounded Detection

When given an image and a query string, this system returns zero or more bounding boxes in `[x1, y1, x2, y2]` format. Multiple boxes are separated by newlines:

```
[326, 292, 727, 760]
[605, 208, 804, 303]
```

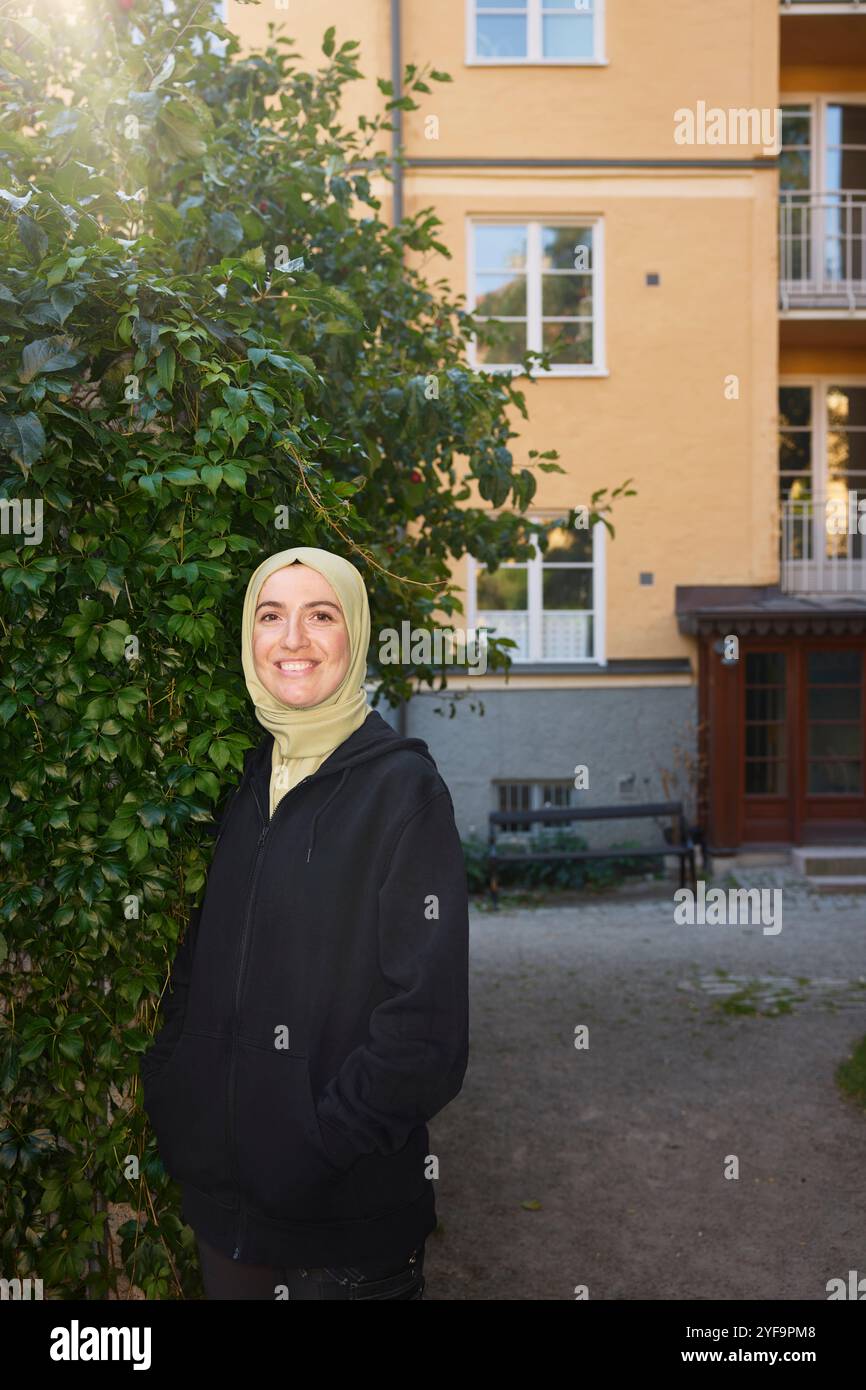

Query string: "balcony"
[780, 491, 866, 594]
[780, 1, 863, 10]
[779, 192, 866, 312]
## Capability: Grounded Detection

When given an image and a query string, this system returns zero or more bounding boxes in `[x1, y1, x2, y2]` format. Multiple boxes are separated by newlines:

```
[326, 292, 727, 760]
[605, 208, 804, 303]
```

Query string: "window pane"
[477, 550, 530, 657]
[542, 320, 593, 364]
[542, 225, 592, 271]
[779, 431, 811, 473]
[498, 782, 530, 814]
[808, 724, 862, 758]
[746, 725, 786, 758]
[782, 108, 811, 146]
[542, 274, 593, 316]
[780, 151, 811, 191]
[475, 224, 527, 270]
[780, 108, 811, 193]
[478, 610, 529, 660]
[746, 652, 786, 685]
[809, 685, 861, 720]
[544, 524, 593, 562]
[808, 761, 862, 794]
[807, 650, 861, 683]
[540, 782, 573, 807]
[828, 103, 866, 146]
[745, 761, 787, 795]
[746, 687, 786, 721]
[542, 567, 593, 609]
[542, 611, 593, 660]
[827, 432, 866, 481]
[542, 14, 593, 58]
[828, 385, 866, 427]
[780, 386, 811, 427]
[825, 104, 866, 196]
[477, 15, 527, 58]
[477, 566, 527, 610]
[475, 271, 527, 316]
[475, 321, 527, 365]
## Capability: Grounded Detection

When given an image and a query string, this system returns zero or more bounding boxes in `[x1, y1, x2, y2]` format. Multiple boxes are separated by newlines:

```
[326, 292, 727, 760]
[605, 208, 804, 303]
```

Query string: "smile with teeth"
[275, 660, 318, 673]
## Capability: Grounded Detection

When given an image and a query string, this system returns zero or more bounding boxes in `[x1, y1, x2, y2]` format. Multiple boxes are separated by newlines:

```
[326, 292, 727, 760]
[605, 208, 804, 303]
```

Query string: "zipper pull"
[232, 1246, 240, 1260]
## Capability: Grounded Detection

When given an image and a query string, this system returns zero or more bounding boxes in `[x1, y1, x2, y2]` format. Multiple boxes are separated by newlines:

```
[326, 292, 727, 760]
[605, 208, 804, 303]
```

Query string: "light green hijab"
[240, 546, 372, 816]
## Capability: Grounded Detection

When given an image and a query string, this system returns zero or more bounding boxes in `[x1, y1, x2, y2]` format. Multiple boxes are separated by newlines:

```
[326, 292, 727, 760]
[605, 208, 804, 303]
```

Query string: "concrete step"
[805, 875, 866, 894]
[792, 846, 866, 877]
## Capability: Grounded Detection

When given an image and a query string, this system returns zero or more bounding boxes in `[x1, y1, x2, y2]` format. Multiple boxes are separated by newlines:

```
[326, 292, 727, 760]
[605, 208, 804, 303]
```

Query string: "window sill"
[466, 59, 609, 68]
[479, 366, 609, 379]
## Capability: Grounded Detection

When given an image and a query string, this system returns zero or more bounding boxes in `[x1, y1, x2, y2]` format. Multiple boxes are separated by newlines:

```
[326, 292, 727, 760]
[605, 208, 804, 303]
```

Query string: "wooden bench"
[487, 800, 697, 909]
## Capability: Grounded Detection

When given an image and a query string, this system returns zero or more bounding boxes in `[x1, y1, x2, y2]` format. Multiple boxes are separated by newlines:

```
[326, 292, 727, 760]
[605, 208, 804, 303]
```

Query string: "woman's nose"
[277, 615, 311, 650]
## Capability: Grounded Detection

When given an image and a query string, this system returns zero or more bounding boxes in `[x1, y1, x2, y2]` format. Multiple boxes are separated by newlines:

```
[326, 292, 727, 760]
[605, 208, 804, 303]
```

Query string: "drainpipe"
[390, 0, 407, 737]
[390, 0, 403, 225]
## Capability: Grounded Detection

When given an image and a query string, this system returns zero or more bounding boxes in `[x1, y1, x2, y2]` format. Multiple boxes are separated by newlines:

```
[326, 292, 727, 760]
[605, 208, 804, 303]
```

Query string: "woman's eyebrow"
[254, 599, 342, 614]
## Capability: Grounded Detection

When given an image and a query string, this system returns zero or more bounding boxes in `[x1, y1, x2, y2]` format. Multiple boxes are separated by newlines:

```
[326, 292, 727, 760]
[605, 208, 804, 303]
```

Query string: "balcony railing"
[781, 1, 864, 12]
[780, 491, 866, 594]
[779, 191, 866, 310]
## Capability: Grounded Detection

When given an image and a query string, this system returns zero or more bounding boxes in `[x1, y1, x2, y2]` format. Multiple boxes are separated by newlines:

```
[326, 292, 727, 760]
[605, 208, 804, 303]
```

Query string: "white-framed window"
[466, 514, 607, 664]
[468, 218, 605, 375]
[779, 377, 866, 502]
[467, 0, 607, 65]
[494, 779, 575, 831]
[779, 96, 866, 302]
[781, 96, 866, 196]
[778, 376, 866, 571]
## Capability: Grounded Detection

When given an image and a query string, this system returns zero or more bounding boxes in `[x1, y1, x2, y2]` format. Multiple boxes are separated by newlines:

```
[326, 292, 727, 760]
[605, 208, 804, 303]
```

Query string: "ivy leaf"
[0, 411, 46, 468]
[0, 187, 33, 213]
[156, 345, 175, 393]
[208, 211, 244, 254]
[131, 318, 162, 353]
[16, 212, 48, 261]
[19, 335, 84, 382]
[201, 464, 223, 492]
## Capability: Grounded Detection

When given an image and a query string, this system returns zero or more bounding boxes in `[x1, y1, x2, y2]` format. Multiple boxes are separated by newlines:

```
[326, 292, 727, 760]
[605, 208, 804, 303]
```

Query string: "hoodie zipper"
[229, 773, 312, 1261]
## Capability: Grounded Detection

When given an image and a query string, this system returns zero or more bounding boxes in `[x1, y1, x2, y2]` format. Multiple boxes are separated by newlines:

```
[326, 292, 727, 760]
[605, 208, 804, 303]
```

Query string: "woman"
[140, 545, 470, 1300]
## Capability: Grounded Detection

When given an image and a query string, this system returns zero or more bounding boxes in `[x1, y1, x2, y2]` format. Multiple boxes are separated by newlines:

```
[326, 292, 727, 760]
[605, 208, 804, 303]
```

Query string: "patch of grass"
[837, 1035, 866, 1110]
[715, 981, 803, 1017]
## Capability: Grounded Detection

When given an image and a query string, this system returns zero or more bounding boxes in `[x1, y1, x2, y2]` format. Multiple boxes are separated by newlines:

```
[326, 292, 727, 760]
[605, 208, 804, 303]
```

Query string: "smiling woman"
[140, 545, 470, 1300]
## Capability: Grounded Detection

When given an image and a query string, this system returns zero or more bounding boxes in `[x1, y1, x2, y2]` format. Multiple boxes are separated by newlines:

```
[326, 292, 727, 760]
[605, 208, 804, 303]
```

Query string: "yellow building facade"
[227, 0, 866, 856]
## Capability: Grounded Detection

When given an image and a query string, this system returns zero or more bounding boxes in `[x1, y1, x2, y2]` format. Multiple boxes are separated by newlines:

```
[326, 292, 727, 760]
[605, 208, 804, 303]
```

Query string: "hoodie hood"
[243, 708, 437, 863]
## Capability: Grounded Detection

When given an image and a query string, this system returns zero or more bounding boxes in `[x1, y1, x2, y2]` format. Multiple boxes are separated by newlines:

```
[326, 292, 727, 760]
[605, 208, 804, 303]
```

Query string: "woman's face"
[252, 564, 351, 708]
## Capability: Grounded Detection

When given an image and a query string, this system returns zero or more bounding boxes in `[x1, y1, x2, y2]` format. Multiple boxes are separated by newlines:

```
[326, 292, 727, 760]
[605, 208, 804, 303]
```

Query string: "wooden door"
[798, 643, 866, 843]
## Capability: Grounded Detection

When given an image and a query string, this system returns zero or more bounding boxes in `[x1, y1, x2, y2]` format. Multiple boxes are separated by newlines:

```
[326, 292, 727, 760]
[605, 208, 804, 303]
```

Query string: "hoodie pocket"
[142, 1031, 234, 1205]
[233, 1042, 359, 1223]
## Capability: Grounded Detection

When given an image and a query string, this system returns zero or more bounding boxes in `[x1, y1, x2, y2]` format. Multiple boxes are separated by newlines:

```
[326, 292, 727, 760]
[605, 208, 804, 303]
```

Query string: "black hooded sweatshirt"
[140, 709, 470, 1267]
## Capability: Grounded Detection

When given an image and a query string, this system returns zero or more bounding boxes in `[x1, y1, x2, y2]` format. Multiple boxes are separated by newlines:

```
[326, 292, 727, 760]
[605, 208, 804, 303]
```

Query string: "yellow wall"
[407, 170, 779, 660]
[225, 3, 860, 666]
[230, 0, 780, 161]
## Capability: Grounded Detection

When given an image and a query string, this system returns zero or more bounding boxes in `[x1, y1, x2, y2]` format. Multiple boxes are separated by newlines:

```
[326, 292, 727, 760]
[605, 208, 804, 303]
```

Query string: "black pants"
[197, 1235, 426, 1300]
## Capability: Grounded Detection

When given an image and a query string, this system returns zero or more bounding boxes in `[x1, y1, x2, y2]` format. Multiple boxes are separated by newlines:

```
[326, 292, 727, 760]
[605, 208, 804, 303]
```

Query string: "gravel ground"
[425, 872, 866, 1301]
